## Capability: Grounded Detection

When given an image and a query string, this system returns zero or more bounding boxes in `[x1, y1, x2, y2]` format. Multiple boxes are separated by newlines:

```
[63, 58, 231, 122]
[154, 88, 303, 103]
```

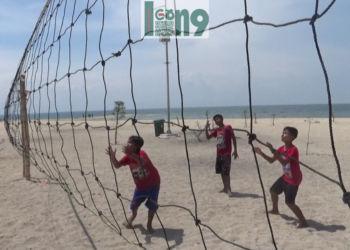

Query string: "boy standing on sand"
[106, 135, 161, 234]
[254, 126, 308, 228]
[205, 114, 238, 197]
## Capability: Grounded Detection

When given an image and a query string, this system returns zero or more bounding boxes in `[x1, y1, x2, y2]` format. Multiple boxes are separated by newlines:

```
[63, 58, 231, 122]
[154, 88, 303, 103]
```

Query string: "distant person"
[254, 126, 308, 229]
[106, 135, 161, 234]
[205, 114, 238, 197]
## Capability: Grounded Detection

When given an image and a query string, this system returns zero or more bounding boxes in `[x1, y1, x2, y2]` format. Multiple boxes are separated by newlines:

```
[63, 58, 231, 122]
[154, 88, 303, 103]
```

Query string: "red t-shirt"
[277, 145, 302, 186]
[119, 150, 160, 190]
[210, 125, 234, 156]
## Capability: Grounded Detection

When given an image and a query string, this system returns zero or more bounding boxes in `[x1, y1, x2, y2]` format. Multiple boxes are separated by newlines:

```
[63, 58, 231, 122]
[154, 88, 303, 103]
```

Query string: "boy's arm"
[254, 147, 277, 164]
[127, 153, 147, 166]
[110, 156, 123, 169]
[205, 120, 214, 140]
[106, 146, 123, 169]
[266, 143, 290, 166]
[275, 153, 290, 166]
[231, 132, 238, 158]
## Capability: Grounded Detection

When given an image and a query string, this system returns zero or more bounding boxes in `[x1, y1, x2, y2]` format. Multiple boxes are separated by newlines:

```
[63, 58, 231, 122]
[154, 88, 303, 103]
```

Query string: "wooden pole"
[20, 74, 31, 181]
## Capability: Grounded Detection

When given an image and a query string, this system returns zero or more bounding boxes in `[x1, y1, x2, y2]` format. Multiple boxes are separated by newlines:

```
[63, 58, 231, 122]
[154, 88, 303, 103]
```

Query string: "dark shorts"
[130, 185, 160, 211]
[270, 177, 299, 204]
[215, 155, 231, 175]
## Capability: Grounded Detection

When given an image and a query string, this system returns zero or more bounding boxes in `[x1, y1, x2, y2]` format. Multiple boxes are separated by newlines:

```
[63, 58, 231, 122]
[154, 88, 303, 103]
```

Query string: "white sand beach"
[0, 117, 350, 250]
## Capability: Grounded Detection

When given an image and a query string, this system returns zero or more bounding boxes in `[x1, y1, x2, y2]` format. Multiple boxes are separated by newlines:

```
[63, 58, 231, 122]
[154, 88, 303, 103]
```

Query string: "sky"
[1, 0, 350, 115]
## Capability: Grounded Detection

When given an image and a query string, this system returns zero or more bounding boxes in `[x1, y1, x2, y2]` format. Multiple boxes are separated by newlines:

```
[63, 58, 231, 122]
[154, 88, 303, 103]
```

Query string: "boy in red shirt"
[106, 135, 161, 234]
[254, 126, 308, 228]
[205, 114, 238, 197]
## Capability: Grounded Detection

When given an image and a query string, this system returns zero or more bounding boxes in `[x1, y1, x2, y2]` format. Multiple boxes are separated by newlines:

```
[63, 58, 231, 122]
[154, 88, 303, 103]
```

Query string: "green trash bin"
[153, 119, 165, 137]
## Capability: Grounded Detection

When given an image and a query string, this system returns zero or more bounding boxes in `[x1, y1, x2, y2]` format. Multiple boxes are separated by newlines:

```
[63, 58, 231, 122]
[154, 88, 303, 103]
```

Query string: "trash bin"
[153, 119, 165, 137]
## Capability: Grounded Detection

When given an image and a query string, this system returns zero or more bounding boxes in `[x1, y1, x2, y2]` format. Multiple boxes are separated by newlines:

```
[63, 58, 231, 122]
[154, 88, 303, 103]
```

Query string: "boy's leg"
[124, 209, 138, 228]
[269, 177, 284, 214]
[225, 175, 233, 196]
[124, 189, 147, 229]
[284, 183, 308, 228]
[216, 156, 226, 192]
[145, 185, 160, 234]
[220, 173, 226, 193]
[286, 204, 308, 228]
[222, 156, 233, 196]
[147, 210, 156, 233]
[270, 191, 279, 214]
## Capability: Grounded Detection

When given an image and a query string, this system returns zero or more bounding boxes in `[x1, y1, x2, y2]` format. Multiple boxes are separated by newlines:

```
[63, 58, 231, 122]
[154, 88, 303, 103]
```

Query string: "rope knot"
[85, 9, 92, 15]
[67, 73, 71, 77]
[81, 171, 84, 176]
[244, 15, 253, 23]
[101, 60, 105, 66]
[71, 122, 75, 126]
[117, 192, 121, 198]
[106, 126, 110, 130]
[66, 165, 69, 169]
[195, 219, 201, 226]
[132, 118, 137, 125]
[248, 133, 256, 144]
[128, 39, 133, 44]
[98, 211, 102, 216]
[343, 192, 350, 204]
[182, 126, 189, 132]
[309, 14, 319, 25]
[85, 123, 89, 129]
[95, 177, 99, 182]
[139, 243, 143, 247]
[112, 51, 121, 57]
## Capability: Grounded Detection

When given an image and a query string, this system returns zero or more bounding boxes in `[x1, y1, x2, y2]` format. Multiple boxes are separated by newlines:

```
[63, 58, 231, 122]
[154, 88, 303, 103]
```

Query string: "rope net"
[4, 0, 349, 249]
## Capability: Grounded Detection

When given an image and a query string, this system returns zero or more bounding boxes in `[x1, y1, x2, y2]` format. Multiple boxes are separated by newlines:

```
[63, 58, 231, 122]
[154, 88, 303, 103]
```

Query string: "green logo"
[143, 1, 209, 38]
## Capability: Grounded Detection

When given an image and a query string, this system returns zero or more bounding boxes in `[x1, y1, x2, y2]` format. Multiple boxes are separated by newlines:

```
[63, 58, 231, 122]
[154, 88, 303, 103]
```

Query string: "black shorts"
[270, 176, 299, 204]
[215, 155, 231, 175]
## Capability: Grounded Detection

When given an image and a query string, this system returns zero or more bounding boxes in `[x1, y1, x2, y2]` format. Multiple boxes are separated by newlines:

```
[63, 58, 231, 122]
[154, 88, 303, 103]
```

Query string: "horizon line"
[1, 102, 350, 117]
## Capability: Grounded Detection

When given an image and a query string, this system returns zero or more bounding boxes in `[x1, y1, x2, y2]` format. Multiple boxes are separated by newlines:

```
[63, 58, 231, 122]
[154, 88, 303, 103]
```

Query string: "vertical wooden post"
[20, 74, 31, 181]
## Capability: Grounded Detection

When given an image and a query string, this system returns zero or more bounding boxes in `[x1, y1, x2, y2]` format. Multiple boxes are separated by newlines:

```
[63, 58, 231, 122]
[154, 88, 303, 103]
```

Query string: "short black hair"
[213, 114, 223, 120]
[128, 135, 144, 152]
[284, 126, 298, 139]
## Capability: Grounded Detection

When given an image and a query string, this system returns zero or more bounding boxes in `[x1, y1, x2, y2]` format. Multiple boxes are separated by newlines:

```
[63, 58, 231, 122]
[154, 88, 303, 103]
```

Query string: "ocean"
[1, 104, 349, 121]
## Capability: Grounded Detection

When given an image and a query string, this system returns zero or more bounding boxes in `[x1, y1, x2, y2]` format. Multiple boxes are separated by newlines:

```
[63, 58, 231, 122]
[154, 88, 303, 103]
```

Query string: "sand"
[0, 117, 350, 250]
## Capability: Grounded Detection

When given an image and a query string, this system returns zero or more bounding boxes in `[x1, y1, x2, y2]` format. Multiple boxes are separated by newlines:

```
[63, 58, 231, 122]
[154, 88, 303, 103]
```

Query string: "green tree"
[113, 101, 126, 144]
